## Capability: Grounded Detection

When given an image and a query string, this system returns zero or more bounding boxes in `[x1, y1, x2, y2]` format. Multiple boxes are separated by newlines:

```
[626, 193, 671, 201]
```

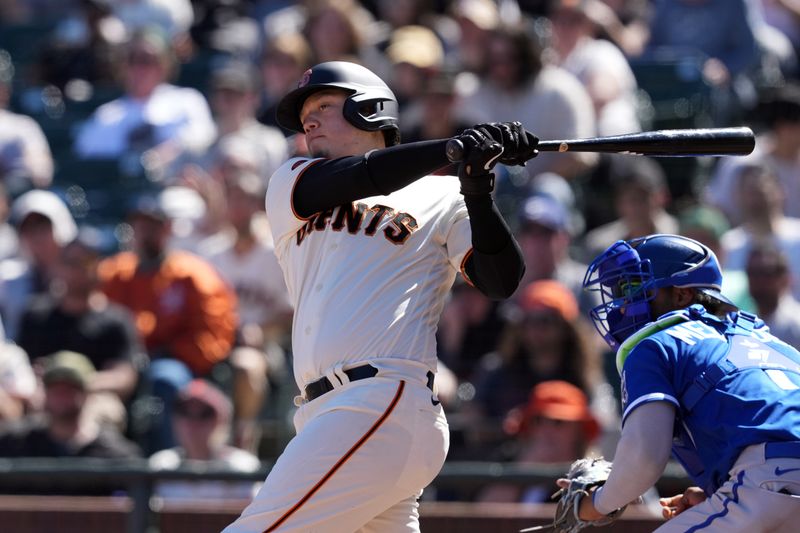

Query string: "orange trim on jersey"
[263, 380, 406, 533]
[460, 248, 476, 287]
[290, 158, 326, 221]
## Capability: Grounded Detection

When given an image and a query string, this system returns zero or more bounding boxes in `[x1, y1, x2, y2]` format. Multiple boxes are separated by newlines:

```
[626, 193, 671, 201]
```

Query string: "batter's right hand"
[455, 128, 503, 196]
[472, 122, 539, 166]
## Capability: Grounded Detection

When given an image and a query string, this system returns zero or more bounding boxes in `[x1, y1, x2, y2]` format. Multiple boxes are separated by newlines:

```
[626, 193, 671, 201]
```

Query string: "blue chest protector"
[669, 307, 800, 494]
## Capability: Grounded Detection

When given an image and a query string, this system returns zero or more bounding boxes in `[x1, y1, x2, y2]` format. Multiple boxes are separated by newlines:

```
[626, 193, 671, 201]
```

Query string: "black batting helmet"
[275, 61, 401, 146]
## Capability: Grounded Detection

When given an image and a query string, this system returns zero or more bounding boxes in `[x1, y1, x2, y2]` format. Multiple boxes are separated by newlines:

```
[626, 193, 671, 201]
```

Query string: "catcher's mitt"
[521, 457, 628, 533]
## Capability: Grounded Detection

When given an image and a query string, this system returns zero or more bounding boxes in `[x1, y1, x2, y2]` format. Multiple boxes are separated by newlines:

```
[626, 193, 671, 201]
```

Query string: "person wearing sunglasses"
[149, 379, 261, 502]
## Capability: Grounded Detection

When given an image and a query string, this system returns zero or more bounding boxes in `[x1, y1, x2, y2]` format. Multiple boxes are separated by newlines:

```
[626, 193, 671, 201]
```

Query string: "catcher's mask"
[583, 234, 735, 349]
[275, 61, 401, 146]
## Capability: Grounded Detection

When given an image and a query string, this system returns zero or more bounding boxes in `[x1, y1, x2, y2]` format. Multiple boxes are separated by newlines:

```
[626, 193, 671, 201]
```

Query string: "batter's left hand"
[455, 127, 503, 196]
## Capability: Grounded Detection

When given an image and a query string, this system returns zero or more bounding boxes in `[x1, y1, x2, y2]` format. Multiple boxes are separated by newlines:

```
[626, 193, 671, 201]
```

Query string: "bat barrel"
[536, 127, 755, 157]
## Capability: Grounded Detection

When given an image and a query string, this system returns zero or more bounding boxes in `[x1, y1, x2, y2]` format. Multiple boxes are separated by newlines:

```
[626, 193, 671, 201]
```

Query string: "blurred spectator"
[477, 380, 600, 502]
[548, 0, 641, 136]
[73, 27, 215, 166]
[0, 189, 77, 340]
[191, 59, 288, 186]
[458, 24, 597, 180]
[720, 162, 800, 300]
[149, 379, 261, 501]
[385, 25, 444, 113]
[0, 49, 54, 195]
[758, 0, 800, 54]
[16, 234, 144, 426]
[374, 0, 441, 30]
[112, 0, 195, 61]
[34, 0, 126, 91]
[400, 69, 476, 145]
[678, 204, 754, 312]
[569, 0, 651, 58]
[303, 0, 383, 71]
[0, 317, 36, 421]
[644, 0, 762, 123]
[200, 172, 293, 451]
[706, 83, 800, 223]
[437, 281, 508, 381]
[98, 194, 237, 453]
[746, 240, 800, 349]
[0, 182, 18, 261]
[450, 0, 500, 74]
[514, 193, 597, 315]
[257, 31, 313, 131]
[460, 280, 603, 457]
[0, 351, 140, 461]
[581, 156, 677, 261]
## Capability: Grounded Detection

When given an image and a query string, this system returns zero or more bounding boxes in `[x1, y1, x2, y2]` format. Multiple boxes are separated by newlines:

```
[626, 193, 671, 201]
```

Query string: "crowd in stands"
[0, 0, 800, 507]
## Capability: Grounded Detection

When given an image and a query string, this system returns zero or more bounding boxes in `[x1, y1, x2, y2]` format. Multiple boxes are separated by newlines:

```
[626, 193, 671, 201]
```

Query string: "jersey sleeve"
[620, 338, 680, 426]
[438, 177, 472, 276]
[265, 157, 324, 247]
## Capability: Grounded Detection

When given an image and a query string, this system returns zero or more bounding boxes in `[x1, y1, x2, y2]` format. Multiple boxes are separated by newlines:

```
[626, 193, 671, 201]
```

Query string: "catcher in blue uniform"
[564, 234, 800, 532]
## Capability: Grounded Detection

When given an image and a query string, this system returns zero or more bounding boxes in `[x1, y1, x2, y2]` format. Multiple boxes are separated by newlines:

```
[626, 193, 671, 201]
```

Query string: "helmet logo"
[298, 68, 312, 88]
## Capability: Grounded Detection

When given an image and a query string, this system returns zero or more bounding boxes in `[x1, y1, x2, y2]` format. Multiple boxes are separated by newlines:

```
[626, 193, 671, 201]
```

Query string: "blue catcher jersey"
[619, 304, 800, 495]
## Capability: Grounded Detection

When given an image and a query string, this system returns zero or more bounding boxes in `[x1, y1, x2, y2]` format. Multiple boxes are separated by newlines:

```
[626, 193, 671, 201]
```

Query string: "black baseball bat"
[445, 127, 755, 162]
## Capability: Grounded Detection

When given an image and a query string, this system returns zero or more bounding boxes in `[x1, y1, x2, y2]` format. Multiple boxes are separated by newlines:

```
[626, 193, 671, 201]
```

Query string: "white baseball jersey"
[203, 234, 292, 327]
[266, 157, 473, 391]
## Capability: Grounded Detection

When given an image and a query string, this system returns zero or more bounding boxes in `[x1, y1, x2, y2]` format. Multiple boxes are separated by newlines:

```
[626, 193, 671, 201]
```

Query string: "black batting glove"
[473, 121, 539, 166]
[456, 128, 504, 196]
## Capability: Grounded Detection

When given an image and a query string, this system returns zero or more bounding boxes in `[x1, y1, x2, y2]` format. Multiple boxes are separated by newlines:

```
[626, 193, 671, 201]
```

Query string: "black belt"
[765, 441, 800, 459]
[304, 364, 435, 402]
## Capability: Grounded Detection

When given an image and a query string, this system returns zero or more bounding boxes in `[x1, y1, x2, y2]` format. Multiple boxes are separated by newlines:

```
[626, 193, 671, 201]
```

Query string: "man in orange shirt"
[99, 195, 237, 453]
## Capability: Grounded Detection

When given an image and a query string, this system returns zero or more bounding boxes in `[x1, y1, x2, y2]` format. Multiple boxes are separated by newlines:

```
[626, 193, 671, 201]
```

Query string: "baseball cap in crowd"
[452, 0, 500, 30]
[518, 380, 600, 441]
[503, 380, 600, 440]
[519, 279, 579, 322]
[127, 193, 170, 222]
[518, 194, 571, 234]
[608, 156, 668, 195]
[42, 350, 96, 390]
[175, 379, 232, 422]
[211, 60, 260, 93]
[10, 189, 78, 246]
[386, 26, 444, 70]
[677, 205, 730, 243]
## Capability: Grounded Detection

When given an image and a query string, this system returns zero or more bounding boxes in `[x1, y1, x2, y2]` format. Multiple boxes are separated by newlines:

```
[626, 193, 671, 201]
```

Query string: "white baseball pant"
[222, 368, 449, 532]
[655, 443, 800, 533]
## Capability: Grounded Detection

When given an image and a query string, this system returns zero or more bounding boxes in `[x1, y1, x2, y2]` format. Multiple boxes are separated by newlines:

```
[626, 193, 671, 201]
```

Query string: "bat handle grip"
[446, 138, 465, 163]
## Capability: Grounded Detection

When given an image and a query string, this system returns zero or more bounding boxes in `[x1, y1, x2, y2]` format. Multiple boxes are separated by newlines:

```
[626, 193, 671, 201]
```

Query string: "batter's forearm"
[293, 140, 450, 217]
[463, 195, 525, 299]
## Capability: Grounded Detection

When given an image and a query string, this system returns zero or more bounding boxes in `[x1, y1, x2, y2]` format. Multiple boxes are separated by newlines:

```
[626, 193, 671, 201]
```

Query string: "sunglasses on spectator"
[524, 312, 561, 325]
[127, 53, 161, 66]
[747, 265, 787, 277]
[175, 404, 217, 421]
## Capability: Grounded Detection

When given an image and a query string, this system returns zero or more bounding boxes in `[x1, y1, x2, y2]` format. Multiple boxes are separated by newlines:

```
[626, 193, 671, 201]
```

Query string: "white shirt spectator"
[74, 83, 216, 159]
[0, 109, 54, 192]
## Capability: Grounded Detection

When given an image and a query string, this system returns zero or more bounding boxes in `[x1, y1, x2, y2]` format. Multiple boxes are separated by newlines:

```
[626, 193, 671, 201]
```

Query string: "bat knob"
[446, 138, 464, 163]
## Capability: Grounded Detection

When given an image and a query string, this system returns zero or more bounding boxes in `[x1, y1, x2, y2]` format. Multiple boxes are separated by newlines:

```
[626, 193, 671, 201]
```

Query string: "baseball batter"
[574, 234, 800, 532]
[222, 62, 534, 532]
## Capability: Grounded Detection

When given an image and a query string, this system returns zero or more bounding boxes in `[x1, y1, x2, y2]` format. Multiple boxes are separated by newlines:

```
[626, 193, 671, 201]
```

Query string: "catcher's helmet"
[276, 61, 400, 146]
[583, 234, 735, 349]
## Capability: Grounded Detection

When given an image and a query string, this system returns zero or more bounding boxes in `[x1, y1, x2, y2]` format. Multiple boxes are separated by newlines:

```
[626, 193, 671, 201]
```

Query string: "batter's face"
[299, 89, 385, 158]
